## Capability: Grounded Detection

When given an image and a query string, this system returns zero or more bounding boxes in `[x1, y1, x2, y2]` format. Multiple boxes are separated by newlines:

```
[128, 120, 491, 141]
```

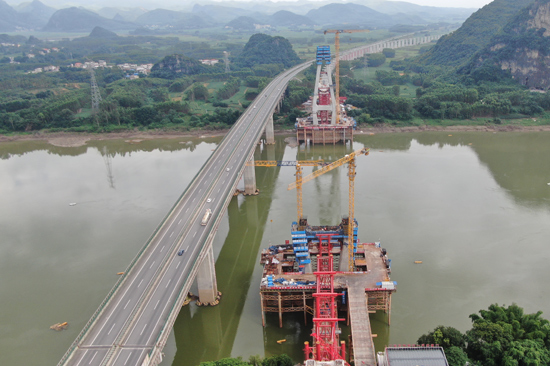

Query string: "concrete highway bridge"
[58, 33, 438, 366]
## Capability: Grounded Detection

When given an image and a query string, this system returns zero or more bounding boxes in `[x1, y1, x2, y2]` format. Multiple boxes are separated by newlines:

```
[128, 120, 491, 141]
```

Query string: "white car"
[226, 168, 230, 172]
[207, 198, 212, 203]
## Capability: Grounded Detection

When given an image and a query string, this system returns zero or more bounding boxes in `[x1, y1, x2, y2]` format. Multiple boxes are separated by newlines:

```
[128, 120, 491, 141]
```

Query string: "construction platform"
[259, 219, 396, 365]
[295, 45, 357, 145]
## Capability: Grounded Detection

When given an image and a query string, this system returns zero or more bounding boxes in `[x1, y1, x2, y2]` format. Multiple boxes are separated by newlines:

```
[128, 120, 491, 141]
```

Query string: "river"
[1, 132, 549, 366]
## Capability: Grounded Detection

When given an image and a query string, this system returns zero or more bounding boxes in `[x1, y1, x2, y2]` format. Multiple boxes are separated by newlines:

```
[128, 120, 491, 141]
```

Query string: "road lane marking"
[170, 231, 174, 237]
[124, 353, 132, 365]
[176, 261, 181, 269]
[89, 352, 97, 364]
[107, 323, 116, 335]
[178, 219, 182, 224]
[185, 208, 189, 213]
[160, 245, 165, 252]
[149, 261, 155, 269]
[199, 189, 202, 193]
[140, 324, 147, 336]
[138, 279, 143, 288]
[166, 279, 171, 288]
[154, 300, 160, 310]
[192, 198, 195, 202]
[75, 351, 88, 366]
[124, 299, 131, 310]
[193, 231, 197, 238]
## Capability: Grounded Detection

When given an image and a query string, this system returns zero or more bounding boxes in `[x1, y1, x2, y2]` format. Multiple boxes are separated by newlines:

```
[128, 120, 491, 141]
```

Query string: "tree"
[367, 53, 386, 67]
[465, 304, 550, 366]
[444, 346, 469, 366]
[262, 354, 293, 366]
[417, 326, 466, 350]
[199, 357, 249, 366]
[382, 48, 396, 58]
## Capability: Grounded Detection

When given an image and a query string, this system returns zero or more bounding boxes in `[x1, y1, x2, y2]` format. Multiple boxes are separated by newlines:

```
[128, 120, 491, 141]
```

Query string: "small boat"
[69, 203, 77, 206]
[414, 261, 423, 264]
[117, 272, 124, 275]
[276, 339, 286, 344]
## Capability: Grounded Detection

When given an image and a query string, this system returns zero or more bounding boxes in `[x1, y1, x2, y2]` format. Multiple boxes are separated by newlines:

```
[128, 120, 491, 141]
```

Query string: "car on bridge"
[177, 249, 185, 256]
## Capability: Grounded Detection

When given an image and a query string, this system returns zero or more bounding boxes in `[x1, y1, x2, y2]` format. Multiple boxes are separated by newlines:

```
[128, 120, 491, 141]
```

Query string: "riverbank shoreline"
[1, 124, 550, 148]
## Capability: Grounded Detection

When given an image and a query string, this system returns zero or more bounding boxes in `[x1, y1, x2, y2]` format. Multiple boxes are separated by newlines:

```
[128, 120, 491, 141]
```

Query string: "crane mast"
[288, 148, 369, 271]
[324, 29, 370, 125]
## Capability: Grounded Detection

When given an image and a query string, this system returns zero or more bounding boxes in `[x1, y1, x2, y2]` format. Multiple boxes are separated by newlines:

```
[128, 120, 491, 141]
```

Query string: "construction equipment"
[324, 29, 370, 125]
[249, 160, 325, 222]
[288, 147, 370, 272]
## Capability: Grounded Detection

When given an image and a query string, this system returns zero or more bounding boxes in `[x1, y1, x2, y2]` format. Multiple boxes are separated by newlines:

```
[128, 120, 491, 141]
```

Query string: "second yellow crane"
[288, 147, 369, 271]
[324, 29, 370, 125]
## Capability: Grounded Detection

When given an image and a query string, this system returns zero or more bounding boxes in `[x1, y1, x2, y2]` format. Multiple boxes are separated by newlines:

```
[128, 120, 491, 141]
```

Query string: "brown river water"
[0, 132, 549, 366]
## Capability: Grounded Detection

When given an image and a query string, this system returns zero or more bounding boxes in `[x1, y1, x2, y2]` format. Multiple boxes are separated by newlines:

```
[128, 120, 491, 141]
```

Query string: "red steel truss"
[304, 233, 347, 363]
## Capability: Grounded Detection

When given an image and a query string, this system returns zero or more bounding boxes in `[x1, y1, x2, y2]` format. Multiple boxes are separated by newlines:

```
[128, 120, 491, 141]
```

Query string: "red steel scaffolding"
[304, 233, 347, 364]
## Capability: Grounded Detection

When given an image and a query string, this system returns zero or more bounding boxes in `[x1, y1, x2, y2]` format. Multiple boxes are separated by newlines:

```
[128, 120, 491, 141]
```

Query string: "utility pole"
[90, 69, 102, 114]
[223, 51, 230, 73]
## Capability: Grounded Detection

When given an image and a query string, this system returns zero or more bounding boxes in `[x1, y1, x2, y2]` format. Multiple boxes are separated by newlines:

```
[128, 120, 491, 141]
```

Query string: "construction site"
[254, 32, 453, 366]
[253, 143, 394, 366]
[295, 31, 366, 145]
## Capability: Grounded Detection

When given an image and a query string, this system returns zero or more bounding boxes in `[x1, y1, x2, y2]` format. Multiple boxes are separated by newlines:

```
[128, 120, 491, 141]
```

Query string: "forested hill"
[462, 0, 550, 90]
[235, 33, 300, 68]
[418, 0, 532, 67]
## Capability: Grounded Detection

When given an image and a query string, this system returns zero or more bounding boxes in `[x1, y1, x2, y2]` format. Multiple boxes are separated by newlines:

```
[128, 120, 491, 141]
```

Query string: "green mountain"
[418, 0, 532, 67]
[225, 16, 258, 31]
[135, 9, 210, 29]
[88, 26, 118, 38]
[15, 0, 56, 29]
[0, 0, 23, 31]
[191, 4, 252, 24]
[43, 7, 135, 32]
[96, 7, 147, 22]
[462, 0, 550, 90]
[235, 33, 300, 68]
[268, 10, 314, 27]
[306, 3, 395, 27]
[150, 54, 205, 78]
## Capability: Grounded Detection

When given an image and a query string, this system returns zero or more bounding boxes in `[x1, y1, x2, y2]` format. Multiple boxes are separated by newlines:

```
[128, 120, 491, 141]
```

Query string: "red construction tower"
[304, 233, 347, 366]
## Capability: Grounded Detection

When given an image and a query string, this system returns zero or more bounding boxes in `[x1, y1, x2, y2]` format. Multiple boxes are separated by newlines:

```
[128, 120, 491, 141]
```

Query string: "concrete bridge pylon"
[265, 114, 275, 145]
[244, 155, 257, 195]
[197, 245, 219, 304]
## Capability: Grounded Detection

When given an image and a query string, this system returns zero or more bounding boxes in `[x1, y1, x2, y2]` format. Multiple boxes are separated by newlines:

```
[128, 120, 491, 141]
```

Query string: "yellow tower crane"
[288, 147, 370, 271]
[324, 29, 370, 125]
[248, 160, 326, 223]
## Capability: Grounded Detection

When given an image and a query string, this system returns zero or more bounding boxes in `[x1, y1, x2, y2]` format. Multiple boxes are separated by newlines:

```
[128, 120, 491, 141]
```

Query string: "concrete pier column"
[244, 155, 257, 195]
[197, 244, 218, 304]
[265, 114, 275, 144]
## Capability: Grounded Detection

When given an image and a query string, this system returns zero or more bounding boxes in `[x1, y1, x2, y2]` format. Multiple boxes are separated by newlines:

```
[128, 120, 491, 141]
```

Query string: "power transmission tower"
[102, 146, 115, 189]
[223, 51, 230, 73]
[90, 69, 102, 114]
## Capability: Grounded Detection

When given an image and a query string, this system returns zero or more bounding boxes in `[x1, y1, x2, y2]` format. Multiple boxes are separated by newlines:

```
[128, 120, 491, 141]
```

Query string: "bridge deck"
[347, 280, 377, 366]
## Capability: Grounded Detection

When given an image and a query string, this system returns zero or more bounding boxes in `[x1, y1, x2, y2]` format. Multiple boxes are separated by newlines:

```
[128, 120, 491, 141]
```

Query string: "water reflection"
[2, 132, 550, 366]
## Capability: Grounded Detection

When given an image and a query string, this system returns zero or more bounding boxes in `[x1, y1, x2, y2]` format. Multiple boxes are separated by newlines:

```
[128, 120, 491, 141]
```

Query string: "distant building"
[199, 59, 219, 65]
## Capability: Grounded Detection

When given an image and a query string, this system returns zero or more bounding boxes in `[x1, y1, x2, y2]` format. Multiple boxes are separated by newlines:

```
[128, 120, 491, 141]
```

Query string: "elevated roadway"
[59, 33, 432, 366]
[59, 61, 312, 366]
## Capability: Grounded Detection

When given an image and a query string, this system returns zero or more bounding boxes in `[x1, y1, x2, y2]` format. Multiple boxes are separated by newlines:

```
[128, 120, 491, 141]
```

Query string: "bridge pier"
[265, 114, 275, 145]
[197, 244, 219, 304]
[244, 155, 257, 195]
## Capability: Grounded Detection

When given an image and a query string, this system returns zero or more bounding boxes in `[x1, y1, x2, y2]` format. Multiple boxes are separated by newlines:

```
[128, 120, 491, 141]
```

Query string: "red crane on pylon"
[304, 233, 347, 364]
